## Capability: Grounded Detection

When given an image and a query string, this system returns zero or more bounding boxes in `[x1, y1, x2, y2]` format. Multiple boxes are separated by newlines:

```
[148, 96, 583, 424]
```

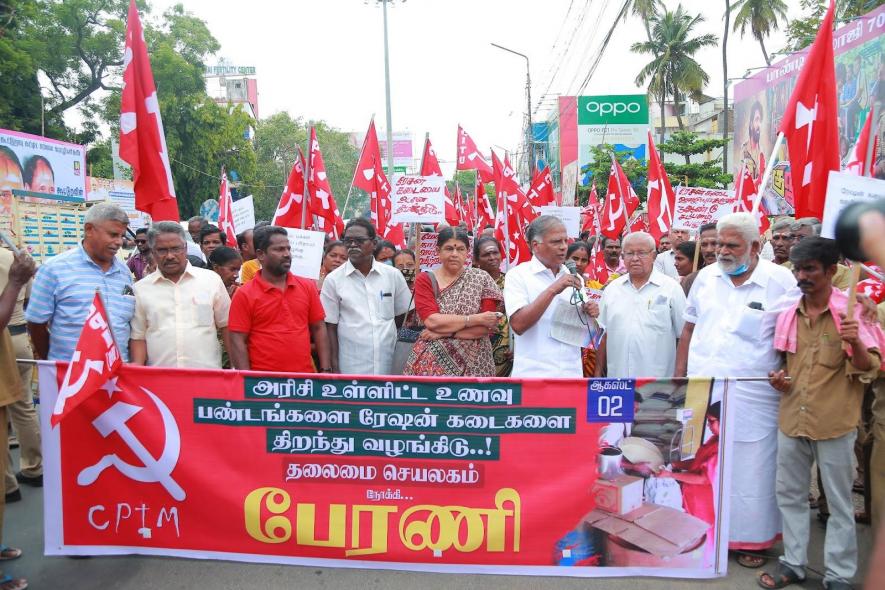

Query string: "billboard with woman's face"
[732, 4, 885, 213]
[0, 128, 86, 200]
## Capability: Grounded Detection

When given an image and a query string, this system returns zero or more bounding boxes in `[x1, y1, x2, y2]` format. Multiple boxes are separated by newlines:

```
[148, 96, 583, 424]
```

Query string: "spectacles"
[622, 250, 654, 259]
[342, 236, 370, 245]
[154, 246, 185, 256]
[135, 239, 148, 245]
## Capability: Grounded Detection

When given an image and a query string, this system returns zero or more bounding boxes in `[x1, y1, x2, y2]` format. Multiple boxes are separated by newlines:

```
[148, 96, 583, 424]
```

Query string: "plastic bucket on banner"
[554, 522, 604, 566]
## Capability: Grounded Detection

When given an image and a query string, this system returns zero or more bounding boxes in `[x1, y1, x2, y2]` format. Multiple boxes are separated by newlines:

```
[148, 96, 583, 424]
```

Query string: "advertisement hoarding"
[0, 128, 86, 201]
[577, 95, 649, 181]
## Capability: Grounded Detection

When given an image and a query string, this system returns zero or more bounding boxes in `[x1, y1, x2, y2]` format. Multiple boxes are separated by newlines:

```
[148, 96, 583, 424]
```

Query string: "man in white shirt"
[321, 218, 411, 375]
[504, 216, 596, 378]
[130, 221, 231, 368]
[653, 226, 689, 280]
[674, 212, 795, 562]
[596, 231, 686, 378]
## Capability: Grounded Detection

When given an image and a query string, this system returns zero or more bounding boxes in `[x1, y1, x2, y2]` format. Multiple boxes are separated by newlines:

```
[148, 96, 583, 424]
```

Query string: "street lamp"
[491, 43, 533, 180]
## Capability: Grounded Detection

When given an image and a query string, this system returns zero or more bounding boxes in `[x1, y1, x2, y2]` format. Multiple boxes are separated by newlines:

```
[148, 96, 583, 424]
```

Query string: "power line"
[169, 157, 286, 190]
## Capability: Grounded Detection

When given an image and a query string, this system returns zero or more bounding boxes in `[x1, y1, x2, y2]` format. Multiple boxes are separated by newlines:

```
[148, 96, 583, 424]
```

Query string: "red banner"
[39, 365, 732, 578]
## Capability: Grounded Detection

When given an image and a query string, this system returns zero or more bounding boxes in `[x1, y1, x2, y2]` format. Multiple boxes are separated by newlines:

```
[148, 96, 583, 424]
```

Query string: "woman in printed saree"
[472, 236, 512, 376]
[404, 227, 502, 376]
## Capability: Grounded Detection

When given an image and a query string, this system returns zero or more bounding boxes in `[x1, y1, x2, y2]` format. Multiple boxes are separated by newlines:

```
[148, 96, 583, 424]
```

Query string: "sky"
[149, 0, 802, 175]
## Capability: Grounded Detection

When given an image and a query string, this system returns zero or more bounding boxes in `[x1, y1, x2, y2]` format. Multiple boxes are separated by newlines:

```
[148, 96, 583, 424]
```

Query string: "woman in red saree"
[404, 227, 502, 376]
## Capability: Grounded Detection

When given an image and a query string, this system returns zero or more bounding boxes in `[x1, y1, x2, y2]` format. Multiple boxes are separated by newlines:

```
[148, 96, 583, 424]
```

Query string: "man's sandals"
[0, 575, 27, 590]
[0, 547, 20, 562]
[757, 562, 804, 589]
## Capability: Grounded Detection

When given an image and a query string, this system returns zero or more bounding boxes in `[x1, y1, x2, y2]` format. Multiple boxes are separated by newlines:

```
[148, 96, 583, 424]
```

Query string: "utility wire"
[170, 156, 286, 190]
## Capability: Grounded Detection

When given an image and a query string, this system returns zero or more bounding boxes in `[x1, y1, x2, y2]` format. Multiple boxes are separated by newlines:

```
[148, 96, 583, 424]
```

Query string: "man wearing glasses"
[595, 231, 686, 378]
[784, 217, 851, 290]
[129, 222, 231, 369]
[126, 227, 152, 281]
[320, 218, 411, 375]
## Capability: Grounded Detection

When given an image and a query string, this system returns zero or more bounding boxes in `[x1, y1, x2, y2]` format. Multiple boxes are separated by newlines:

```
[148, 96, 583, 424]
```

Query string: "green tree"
[730, 0, 789, 66]
[252, 113, 359, 222]
[631, 5, 718, 141]
[784, 0, 881, 52]
[658, 131, 732, 188]
[583, 145, 648, 205]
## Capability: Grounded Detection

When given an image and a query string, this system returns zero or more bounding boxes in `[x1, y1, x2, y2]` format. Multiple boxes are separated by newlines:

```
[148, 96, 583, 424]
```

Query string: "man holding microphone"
[504, 216, 598, 378]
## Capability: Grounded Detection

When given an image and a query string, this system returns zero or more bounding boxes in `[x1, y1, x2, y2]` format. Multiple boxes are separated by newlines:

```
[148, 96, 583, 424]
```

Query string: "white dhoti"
[726, 382, 782, 548]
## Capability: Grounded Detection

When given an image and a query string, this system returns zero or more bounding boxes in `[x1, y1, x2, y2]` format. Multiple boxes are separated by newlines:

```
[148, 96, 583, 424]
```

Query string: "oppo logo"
[586, 101, 642, 116]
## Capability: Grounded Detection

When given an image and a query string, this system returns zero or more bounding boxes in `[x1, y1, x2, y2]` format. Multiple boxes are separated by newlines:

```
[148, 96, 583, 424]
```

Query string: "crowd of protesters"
[0, 202, 881, 588]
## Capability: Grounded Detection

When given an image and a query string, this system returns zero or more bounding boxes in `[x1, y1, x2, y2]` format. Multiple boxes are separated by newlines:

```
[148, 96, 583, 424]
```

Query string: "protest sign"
[285, 228, 325, 280]
[231, 195, 256, 232]
[87, 177, 150, 230]
[40, 363, 732, 578]
[671, 187, 735, 231]
[418, 232, 472, 271]
[821, 172, 885, 239]
[390, 176, 446, 223]
[0, 128, 86, 200]
[539, 206, 581, 237]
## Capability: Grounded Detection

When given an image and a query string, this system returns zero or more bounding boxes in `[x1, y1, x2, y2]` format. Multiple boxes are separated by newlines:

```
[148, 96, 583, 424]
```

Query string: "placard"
[539, 206, 581, 238]
[86, 177, 150, 230]
[39, 364, 733, 578]
[285, 228, 325, 280]
[231, 195, 255, 232]
[390, 176, 446, 223]
[821, 171, 885, 239]
[671, 187, 735, 231]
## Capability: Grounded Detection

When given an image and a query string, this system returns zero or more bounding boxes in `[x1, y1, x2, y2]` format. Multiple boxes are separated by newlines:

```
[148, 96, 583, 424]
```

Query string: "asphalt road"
[2, 455, 877, 590]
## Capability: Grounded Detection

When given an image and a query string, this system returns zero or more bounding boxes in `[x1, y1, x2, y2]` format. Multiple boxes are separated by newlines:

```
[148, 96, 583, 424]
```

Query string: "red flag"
[777, 0, 839, 219]
[119, 0, 179, 221]
[844, 110, 875, 176]
[51, 292, 122, 427]
[628, 212, 650, 234]
[581, 183, 602, 236]
[454, 183, 474, 230]
[456, 125, 494, 183]
[600, 156, 639, 239]
[646, 131, 676, 241]
[526, 165, 555, 209]
[308, 128, 344, 238]
[493, 152, 537, 224]
[493, 154, 531, 266]
[589, 250, 614, 285]
[733, 164, 770, 233]
[475, 175, 495, 230]
[420, 138, 460, 226]
[272, 151, 307, 228]
[217, 171, 237, 245]
[353, 120, 403, 246]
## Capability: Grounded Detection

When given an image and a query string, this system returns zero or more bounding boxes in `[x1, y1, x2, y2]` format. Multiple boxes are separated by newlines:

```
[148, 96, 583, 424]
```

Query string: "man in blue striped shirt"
[26, 202, 136, 361]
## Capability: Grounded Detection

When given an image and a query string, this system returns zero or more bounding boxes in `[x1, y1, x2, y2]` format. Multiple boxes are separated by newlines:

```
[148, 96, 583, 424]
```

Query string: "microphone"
[563, 260, 587, 303]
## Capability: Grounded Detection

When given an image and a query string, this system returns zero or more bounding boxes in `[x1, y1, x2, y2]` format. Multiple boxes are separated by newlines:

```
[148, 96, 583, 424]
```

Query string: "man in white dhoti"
[674, 212, 796, 568]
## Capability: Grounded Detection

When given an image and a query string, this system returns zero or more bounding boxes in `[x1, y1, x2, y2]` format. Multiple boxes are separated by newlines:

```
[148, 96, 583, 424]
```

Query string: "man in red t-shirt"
[228, 225, 331, 373]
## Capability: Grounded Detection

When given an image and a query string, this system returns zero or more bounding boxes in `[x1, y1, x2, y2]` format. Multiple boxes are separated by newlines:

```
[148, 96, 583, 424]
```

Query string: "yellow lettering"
[347, 505, 399, 557]
[244, 487, 292, 544]
[296, 503, 346, 548]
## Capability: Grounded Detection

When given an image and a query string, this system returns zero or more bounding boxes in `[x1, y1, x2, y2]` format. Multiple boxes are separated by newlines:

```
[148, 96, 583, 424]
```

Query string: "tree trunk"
[674, 92, 685, 131]
[759, 37, 770, 66]
[659, 83, 666, 147]
[723, 0, 730, 174]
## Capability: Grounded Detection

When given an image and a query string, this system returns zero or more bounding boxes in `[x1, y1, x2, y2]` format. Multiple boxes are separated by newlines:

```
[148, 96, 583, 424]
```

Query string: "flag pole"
[864, 105, 877, 177]
[342, 114, 375, 221]
[611, 152, 631, 235]
[301, 134, 312, 230]
[751, 132, 784, 215]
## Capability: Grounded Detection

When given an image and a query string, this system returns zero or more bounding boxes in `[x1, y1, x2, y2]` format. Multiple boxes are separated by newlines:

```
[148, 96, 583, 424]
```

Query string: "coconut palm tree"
[624, 0, 662, 43]
[631, 5, 719, 144]
[730, 0, 790, 66]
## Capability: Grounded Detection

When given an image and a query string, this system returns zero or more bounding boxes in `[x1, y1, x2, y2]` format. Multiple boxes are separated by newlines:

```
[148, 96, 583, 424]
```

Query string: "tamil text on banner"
[539, 206, 581, 238]
[390, 176, 446, 224]
[0, 128, 86, 200]
[285, 228, 325, 280]
[39, 365, 734, 578]
[671, 187, 735, 231]
[820, 172, 885, 239]
[232, 195, 256, 232]
[86, 177, 151, 230]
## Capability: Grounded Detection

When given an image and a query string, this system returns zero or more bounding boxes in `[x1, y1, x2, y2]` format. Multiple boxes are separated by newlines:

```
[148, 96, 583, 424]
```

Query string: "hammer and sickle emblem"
[77, 387, 185, 501]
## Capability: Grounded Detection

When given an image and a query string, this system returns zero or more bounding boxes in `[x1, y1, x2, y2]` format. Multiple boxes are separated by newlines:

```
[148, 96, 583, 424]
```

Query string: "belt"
[7, 324, 26, 336]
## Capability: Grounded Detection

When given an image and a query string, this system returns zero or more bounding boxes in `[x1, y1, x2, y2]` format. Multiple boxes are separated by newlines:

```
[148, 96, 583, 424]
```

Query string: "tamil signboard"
[732, 3, 885, 208]
[577, 95, 649, 174]
[0, 128, 86, 201]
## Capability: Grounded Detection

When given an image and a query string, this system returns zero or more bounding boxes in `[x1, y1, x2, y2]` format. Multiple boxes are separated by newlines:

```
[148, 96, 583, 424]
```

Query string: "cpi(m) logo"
[585, 101, 642, 117]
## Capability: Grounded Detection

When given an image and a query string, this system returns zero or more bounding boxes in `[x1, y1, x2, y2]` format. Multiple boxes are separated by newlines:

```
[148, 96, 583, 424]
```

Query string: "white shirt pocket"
[192, 293, 214, 327]
[733, 306, 765, 342]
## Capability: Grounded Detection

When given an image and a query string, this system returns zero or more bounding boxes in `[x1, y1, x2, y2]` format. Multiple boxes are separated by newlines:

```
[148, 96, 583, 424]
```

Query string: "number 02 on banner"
[586, 379, 636, 423]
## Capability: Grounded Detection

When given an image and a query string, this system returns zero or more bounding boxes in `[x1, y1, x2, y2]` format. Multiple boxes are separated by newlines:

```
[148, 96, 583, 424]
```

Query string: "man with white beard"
[674, 212, 795, 568]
